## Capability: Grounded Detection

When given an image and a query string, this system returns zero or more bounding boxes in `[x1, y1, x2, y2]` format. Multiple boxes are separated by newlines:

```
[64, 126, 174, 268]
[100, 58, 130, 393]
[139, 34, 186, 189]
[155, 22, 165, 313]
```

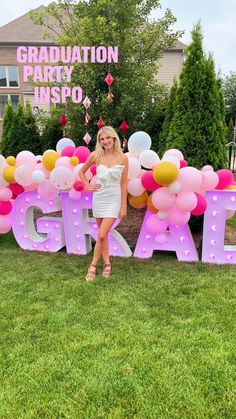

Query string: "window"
[0, 94, 19, 119]
[0, 66, 19, 87]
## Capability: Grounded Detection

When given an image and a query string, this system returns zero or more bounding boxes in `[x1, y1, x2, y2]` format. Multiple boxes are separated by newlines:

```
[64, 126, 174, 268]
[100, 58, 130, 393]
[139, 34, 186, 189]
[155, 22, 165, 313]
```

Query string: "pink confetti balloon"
[38, 180, 59, 201]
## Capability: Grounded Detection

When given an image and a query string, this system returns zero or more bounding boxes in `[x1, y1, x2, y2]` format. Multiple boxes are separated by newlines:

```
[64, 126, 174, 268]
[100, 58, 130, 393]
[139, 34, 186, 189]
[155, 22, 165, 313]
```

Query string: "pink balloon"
[16, 151, 37, 168]
[61, 146, 75, 157]
[216, 169, 234, 189]
[74, 180, 84, 191]
[202, 165, 213, 172]
[0, 187, 12, 201]
[55, 156, 71, 169]
[176, 191, 198, 212]
[24, 183, 38, 192]
[201, 171, 219, 190]
[0, 213, 12, 232]
[128, 157, 141, 179]
[180, 159, 188, 168]
[167, 205, 191, 226]
[152, 187, 175, 210]
[146, 214, 168, 234]
[90, 164, 97, 175]
[178, 167, 202, 192]
[191, 193, 207, 216]
[0, 200, 12, 215]
[141, 171, 160, 192]
[9, 183, 24, 199]
[69, 188, 81, 201]
[73, 146, 90, 163]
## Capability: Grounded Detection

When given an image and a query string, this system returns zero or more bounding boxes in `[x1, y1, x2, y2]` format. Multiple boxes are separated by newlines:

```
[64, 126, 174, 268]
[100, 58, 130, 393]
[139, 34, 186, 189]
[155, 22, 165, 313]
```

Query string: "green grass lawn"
[1, 233, 236, 418]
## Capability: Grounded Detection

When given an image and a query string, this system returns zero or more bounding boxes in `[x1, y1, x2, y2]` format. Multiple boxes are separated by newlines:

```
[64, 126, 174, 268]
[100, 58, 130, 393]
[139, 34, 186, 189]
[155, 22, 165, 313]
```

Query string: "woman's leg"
[91, 218, 115, 265]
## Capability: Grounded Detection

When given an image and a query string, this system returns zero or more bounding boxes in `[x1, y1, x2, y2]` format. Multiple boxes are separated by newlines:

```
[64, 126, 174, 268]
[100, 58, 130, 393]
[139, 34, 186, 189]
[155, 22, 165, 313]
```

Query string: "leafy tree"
[166, 23, 227, 170]
[30, 0, 182, 146]
[0, 99, 14, 157]
[223, 72, 236, 124]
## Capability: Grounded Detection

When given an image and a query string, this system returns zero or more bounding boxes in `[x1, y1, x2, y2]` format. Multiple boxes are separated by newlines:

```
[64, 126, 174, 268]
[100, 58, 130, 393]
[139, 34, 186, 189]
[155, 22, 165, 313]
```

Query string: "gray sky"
[0, 0, 235, 75]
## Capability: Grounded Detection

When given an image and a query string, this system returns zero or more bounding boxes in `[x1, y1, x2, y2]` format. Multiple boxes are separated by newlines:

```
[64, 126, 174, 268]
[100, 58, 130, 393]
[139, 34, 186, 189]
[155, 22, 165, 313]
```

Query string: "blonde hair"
[94, 126, 123, 164]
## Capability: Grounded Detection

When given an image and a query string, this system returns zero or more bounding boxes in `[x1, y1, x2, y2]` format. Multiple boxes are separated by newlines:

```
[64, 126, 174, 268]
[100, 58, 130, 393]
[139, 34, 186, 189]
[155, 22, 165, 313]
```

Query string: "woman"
[79, 126, 128, 281]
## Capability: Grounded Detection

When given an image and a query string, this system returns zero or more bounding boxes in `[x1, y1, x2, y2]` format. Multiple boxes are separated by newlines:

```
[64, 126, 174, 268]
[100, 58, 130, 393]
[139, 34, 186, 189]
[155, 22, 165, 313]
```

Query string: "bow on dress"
[96, 165, 124, 187]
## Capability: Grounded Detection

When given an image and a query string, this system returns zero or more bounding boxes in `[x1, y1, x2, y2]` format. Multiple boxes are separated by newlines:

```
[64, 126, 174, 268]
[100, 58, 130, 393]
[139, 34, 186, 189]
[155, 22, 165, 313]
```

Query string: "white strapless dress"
[92, 164, 125, 218]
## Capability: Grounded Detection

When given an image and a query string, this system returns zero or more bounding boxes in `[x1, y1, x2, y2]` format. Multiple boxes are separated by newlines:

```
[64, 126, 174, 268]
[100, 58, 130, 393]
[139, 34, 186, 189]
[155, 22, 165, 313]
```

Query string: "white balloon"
[0, 155, 7, 170]
[168, 181, 182, 194]
[31, 170, 46, 183]
[139, 150, 160, 169]
[157, 211, 168, 220]
[162, 155, 180, 169]
[128, 157, 141, 180]
[163, 149, 184, 160]
[127, 178, 145, 196]
[56, 138, 75, 154]
[128, 131, 152, 153]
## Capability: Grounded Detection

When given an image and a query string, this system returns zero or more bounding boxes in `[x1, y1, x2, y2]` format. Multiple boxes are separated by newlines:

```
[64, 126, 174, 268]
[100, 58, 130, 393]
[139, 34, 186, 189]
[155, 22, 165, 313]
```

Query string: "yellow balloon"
[6, 156, 16, 166]
[226, 185, 236, 190]
[147, 194, 158, 213]
[42, 151, 59, 171]
[128, 191, 148, 209]
[70, 156, 79, 166]
[153, 162, 178, 186]
[2, 166, 16, 183]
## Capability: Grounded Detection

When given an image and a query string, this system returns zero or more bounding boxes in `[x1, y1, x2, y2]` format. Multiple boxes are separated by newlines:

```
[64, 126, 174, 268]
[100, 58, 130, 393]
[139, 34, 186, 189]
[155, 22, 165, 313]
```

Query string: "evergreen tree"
[22, 102, 42, 155]
[0, 99, 14, 157]
[158, 79, 178, 156]
[30, 0, 183, 144]
[167, 23, 227, 170]
[226, 117, 235, 143]
[41, 116, 63, 153]
[6, 102, 27, 157]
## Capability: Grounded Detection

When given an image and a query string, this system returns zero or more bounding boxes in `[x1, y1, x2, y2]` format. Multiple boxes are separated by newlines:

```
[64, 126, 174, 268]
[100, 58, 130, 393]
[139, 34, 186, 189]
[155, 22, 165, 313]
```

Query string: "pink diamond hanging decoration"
[85, 112, 91, 126]
[105, 73, 114, 87]
[119, 120, 129, 134]
[97, 118, 105, 129]
[83, 96, 91, 109]
[83, 132, 92, 145]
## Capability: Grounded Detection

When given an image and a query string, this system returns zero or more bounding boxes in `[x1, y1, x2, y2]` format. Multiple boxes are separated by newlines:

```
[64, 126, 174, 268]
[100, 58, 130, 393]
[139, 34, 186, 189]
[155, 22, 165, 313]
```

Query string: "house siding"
[156, 50, 184, 87]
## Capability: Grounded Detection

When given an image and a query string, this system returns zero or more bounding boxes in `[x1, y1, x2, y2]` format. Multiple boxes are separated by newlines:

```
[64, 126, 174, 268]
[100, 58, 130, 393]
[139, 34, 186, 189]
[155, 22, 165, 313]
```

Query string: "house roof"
[0, 5, 186, 50]
[0, 5, 60, 45]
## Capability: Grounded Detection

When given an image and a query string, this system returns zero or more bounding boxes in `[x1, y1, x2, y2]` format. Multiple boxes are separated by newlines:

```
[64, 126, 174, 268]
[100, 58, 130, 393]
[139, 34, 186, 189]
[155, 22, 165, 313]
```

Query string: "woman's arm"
[119, 155, 129, 219]
[79, 151, 100, 191]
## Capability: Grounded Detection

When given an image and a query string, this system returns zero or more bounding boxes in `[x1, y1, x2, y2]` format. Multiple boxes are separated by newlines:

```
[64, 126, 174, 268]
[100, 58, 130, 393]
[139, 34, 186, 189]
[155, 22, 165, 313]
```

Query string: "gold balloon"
[153, 162, 178, 186]
[70, 156, 79, 166]
[226, 185, 236, 190]
[6, 156, 16, 166]
[2, 166, 16, 183]
[128, 191, 148, 209]
[147, 194, 158, 213]
[42, 151, 59, 171]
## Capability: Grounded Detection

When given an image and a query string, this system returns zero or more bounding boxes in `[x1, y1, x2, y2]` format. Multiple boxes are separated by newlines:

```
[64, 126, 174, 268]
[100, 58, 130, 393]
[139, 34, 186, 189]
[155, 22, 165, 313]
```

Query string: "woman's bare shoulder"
[121, 153, 128, 164]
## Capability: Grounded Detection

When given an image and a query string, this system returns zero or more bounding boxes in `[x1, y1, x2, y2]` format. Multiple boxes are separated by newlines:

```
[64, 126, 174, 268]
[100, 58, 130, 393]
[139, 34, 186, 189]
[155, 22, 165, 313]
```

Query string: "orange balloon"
[128, 191, 148, 209]
[147, 194, 159, 213]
